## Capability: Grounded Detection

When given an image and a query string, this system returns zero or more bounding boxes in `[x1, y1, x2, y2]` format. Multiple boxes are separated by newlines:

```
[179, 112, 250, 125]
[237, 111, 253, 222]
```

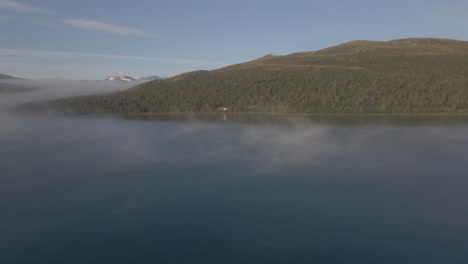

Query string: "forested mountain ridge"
[17, 38, 468, 115]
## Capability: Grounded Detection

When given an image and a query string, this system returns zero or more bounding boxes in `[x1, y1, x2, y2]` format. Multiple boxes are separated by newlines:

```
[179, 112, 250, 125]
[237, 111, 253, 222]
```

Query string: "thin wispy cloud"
[0, 0, 51, 13]
[64, 19, 158, 38]
[0, 48, 226, 66]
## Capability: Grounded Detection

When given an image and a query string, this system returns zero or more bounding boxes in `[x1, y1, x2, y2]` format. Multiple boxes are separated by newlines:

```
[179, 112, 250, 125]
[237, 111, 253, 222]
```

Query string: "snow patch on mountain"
[81, 75, 162, 83]
[105, 76, 136, 82]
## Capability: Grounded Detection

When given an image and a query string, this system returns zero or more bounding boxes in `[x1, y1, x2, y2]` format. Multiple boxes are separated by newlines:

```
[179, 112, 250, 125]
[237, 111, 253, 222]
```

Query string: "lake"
[1, 114, 467, 264]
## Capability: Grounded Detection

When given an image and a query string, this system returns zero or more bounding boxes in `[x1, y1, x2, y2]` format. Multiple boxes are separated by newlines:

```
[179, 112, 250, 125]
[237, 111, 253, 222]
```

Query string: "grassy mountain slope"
[18, 38, 468, 115]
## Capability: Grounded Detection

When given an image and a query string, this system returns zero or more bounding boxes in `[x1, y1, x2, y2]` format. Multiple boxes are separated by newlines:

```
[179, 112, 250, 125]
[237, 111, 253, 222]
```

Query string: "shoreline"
[87, 112, 468, 118]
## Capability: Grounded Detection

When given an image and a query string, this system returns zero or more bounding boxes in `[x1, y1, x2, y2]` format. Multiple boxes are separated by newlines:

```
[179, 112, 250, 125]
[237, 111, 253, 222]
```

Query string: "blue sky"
[0, 0, 467, 79]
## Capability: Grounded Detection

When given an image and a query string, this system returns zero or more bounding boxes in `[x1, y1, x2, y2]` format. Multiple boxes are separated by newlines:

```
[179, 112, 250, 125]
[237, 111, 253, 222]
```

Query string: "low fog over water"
[1, 81, 468, 263]
[0, 79, 139, 109]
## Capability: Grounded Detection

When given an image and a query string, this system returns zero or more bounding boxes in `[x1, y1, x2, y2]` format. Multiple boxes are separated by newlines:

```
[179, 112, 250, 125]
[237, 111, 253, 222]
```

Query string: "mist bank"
[2, 114, 467, 177]
[0, 79, 142, 136]
[0, 80, 35, 94]
[0, 79, 142, 111]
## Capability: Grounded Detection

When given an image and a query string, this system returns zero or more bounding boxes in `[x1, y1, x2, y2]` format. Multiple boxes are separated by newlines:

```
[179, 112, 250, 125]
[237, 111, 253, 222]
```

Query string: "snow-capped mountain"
[82, 75, 162, 83]
[105, 76, 136, 82]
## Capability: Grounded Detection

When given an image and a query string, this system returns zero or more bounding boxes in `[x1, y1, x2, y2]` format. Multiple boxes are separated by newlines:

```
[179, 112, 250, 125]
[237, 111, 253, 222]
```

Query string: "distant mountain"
[0, 74, 23, 80]
[18, 38, 468, 115]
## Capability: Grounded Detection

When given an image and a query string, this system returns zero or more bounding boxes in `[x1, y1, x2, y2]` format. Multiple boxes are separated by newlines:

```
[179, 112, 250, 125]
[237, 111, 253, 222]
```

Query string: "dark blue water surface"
[1, 114, 467, 264]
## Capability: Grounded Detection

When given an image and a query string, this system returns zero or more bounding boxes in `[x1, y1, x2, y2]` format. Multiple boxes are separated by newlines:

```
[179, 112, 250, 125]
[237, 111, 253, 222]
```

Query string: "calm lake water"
[1, 114, 467, 264]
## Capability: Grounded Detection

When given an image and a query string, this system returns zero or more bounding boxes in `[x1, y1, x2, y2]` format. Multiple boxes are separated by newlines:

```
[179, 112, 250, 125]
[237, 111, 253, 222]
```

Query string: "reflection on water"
[1, 115, 467, 264]
[118, 113, 468, 127]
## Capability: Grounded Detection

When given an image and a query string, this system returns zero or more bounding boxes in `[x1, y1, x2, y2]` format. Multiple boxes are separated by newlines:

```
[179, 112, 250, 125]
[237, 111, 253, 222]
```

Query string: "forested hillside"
[18, 38, 468, 115]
